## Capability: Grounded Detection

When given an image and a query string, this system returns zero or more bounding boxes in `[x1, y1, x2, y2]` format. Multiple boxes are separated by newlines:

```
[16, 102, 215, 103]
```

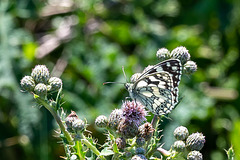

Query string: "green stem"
[80, 134, 106, 160]
[76, 141, 84, 160]
[35, 96, 74, 145]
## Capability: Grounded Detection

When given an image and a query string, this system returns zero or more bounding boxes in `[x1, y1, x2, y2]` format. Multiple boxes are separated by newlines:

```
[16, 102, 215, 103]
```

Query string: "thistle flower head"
[95, 115, 108, 128]
[184, 61, 197, 74]
[20, 76, 35, 92]
[116, 137, 126, 149]
[187, 151, 203, 160]
[48, 77, 62, 92]
[156, 48, 171, 61]
[121, 101, 147, 126]
[138, 122, 155, 141]
[118, 119, 138, 139]
[130, 73, 141, 83]
[108, 109, 123, 130]
[31, 65, 50, 84]
[172, 140, 186, 152]
[170, 46, 190, 64]
[34, 83, 47, 98]
[174, 126, 189, 140]
[186, 132, 205, 151]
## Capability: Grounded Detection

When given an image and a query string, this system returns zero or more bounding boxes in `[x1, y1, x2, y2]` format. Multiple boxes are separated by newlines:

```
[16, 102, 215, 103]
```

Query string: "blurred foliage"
[0, 0, 240, 159]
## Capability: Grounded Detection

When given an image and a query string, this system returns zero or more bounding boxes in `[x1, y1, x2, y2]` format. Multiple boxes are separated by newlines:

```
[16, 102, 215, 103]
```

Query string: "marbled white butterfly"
[124, 59, 182, 115]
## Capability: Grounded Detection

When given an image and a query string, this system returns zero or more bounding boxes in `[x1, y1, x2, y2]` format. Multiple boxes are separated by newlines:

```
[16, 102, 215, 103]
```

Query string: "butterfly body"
[125, 59, 182, 115]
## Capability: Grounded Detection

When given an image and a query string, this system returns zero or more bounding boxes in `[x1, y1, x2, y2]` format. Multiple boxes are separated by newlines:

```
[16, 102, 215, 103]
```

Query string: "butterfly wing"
[130, 59, 182, 115]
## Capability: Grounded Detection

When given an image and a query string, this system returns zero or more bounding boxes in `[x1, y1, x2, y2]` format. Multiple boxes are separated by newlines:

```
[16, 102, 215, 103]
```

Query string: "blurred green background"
[0, 0, 240, 159]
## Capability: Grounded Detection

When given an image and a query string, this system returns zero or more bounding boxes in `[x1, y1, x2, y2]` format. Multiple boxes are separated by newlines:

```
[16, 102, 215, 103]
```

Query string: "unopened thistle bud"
[156, 48, 171, 61]
[183, 61, 197, 74]
[187, 151, 203, 160]
[95, 115, 108, 128]
[172, 140, 186, 152]
[118, 119, 138, 139]
[174, 126, 189, 140]
[136, 137, 146, 147]
[130, 73, 141, 82]
[138, 122, 154, 141]
[136, 147, 146, 154]
[65, 111, 79, 133]
[72, 118, 85, 132]
[34, 83, 47, 97]
[170, 46, 190, 64]
[48, 77, 62, 91]
[108, 109, 123, 130]
[20, 76, 35, 92]
[116, 137, 126, 149]
[186, 132, 205, 151]
[31, 65, 50, 84]
[131, 154, 147, 160]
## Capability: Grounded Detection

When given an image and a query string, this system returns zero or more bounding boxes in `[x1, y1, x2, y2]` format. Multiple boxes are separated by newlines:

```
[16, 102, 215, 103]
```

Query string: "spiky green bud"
[72, 118, 85, 132]
[174, 126, 189, 140]
[34, 83, 47, 97]
[170, 46, 190, 64]
[187, 151, 203, 160]
[156, 48, 171, 61]
[186, 132, 205, 151]
[183, 61, 197, 74]
[136, 137, 146, 147]
[108, 109, 123, 130]
[136, 147, 146, 155]
[116, 137, 126, 149]
[20, 76, 35, 92]
[172, 140, 186, 152]
[31, 65, 50, 84]
[95, 115, 108, 128]
[48, 77, 62, 91]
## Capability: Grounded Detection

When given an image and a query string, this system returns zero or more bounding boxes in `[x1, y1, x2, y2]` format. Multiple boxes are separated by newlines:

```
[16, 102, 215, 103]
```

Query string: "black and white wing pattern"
[126, 59, 182, 115]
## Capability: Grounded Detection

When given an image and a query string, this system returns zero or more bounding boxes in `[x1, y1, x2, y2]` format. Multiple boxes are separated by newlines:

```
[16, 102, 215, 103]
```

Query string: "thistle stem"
[35, 96, 74, 145]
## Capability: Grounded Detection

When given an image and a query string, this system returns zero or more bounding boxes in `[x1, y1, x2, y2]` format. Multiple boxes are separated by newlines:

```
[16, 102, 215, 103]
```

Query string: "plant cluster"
[20, 46, 206, 160]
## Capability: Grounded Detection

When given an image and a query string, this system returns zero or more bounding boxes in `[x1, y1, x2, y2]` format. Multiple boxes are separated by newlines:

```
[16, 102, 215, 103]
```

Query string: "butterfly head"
[124, 83, 133, 91]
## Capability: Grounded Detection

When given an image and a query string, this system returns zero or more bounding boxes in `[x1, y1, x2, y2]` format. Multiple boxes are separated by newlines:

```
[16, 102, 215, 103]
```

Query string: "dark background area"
[0, 0, 240, 159]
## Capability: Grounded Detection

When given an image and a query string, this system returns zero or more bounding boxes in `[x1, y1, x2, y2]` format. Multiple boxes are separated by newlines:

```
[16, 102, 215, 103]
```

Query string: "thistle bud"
[72, 118, 85, 132]
[95, 115, 108, 128]
[136, 147, 146, 154]
[131, 154, 147, 160]
[34, 83, 47, 97]
[130, 73, 141, 83]
[183, 61, 197, 74]
[108, 109, 123, 130]
[48, 77, 62, 91]
[20, 76, 35, 92]
[65, 111, 79, 133]
[170, 46, 190, 64]
[116, 137, 126, 149]
[156, 48, 171, 61]
[172, 140, 186, 152]
[187, 151, 203, 160]
[174, 126, 189, 140]
[186, 132, 205, 151]
[31, 65, 50, 84]
[118, 119, 138, 139]
[138, 122, 154, 141]
[136, 137, 146, 147]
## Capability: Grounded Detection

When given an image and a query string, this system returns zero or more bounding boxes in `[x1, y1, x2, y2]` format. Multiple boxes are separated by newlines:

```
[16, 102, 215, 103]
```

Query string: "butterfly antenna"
[103, 82, 125, 85]
[122, 66, 128, 83]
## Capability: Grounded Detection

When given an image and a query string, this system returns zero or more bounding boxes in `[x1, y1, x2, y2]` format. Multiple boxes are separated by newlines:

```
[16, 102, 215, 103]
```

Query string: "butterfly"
[124, 59, 182, 115]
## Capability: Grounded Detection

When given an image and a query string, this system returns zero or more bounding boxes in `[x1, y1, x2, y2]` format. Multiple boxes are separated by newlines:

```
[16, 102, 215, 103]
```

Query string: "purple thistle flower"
[121, 101, 148, 127]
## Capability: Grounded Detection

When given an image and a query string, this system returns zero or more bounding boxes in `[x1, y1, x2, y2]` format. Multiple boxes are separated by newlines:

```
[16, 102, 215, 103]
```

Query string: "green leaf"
[100, 147, 114, 156]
